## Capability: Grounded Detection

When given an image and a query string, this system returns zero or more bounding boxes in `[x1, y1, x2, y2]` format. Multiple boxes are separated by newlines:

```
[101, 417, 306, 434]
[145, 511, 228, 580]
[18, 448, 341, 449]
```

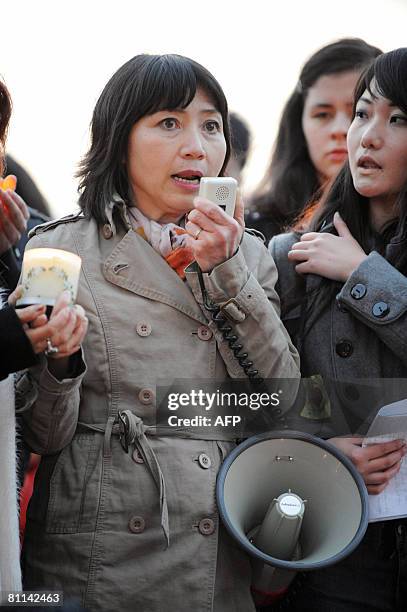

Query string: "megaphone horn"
[216, 431, 368, 604]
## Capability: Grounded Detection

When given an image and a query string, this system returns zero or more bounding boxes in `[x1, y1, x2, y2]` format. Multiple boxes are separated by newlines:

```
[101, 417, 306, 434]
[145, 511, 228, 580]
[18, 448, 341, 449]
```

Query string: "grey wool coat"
[20, 205, 300, 612]
[269, 232, 407, 438]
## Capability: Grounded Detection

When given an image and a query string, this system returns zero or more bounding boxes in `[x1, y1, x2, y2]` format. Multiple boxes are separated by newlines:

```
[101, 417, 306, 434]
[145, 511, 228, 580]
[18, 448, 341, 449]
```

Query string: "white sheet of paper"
[363, 400, 407, 522]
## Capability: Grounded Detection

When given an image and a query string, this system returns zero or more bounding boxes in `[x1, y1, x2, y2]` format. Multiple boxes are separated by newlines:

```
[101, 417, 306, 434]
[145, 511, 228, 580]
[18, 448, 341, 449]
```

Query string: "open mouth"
[358, 157, 381, 170]
[172, 174, 202, 184]
[172, 170, 203, 185]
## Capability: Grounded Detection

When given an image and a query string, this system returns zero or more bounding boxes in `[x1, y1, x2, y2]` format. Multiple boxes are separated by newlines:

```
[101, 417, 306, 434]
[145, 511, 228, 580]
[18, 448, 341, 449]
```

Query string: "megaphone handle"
[251, 561, 296, 606]
[251, 584, 289, 607]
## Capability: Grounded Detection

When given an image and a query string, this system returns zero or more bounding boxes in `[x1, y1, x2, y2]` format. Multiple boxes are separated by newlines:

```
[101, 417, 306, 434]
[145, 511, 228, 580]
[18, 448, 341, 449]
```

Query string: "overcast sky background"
[2, 0, 407, 216]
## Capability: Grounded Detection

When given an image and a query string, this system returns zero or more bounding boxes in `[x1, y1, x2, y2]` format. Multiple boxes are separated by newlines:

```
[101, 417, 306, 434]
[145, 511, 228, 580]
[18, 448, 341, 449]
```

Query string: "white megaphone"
[216, 431, 368, 605]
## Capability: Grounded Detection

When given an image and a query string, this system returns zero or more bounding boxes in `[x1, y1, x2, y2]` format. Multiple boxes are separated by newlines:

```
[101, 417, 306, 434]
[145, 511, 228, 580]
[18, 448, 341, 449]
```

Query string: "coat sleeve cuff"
[337, 251, 407, 324]
[33, 349, 87, 395]
[185, 248, 257, 318]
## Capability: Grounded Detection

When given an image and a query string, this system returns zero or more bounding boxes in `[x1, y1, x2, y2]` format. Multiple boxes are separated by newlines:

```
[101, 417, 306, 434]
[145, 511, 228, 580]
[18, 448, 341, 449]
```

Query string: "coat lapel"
[102, 229, 207, 324]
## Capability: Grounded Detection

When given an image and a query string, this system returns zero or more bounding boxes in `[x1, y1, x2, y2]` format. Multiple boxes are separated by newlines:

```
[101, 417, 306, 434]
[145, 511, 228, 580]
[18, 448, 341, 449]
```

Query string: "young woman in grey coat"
[20, 54, 300, 612]
[269, 48, 407, 611]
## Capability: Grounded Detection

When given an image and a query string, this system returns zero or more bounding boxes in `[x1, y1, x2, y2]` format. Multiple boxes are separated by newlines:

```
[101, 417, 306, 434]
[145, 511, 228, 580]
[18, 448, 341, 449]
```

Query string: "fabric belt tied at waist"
[78, 411, 169, 548]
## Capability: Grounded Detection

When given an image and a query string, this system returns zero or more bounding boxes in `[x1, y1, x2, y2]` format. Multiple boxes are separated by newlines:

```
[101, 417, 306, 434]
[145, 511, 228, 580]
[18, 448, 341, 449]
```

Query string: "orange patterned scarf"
[127, 207, 195, 279]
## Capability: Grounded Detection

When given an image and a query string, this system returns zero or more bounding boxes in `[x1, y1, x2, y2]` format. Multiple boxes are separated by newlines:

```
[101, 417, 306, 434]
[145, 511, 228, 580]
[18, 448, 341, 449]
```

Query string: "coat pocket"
[44, 433, 101, 534]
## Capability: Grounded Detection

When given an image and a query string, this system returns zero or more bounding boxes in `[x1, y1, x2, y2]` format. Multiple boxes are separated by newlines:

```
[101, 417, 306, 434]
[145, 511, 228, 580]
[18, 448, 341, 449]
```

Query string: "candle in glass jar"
[16, 248, 82, 308]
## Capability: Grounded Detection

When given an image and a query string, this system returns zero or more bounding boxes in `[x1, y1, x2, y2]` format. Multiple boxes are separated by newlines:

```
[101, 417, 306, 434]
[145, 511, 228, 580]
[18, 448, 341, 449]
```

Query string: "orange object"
[0, 174, 17, 191]
[166, 245, 195, 279]
[19, 453, 40, 546]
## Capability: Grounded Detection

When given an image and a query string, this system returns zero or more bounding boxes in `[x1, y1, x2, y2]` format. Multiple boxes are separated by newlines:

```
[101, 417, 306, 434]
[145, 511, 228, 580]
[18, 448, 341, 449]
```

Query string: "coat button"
[350, 283, 367, 300]
[138, 388, 155, 405]
[197, 326, 213, 341]
[102, 224, 113, 239]
[128, 516, 145, 533]
[198, 518, 215, 535]
[197, 453, 212, 469]
[372, 302, 389, 318]
[136, 322, 152, 337]
[335, 340, 353, 358]
[132, 448, 145, 464]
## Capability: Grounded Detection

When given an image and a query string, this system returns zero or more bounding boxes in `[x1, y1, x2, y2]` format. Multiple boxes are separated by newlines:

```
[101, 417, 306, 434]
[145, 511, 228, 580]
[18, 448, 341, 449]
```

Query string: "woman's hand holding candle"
[9, 287, 88, 364]
[44, 292, 88, 380]
[15, 303, 49, 353]
[9, 292, 73, 355]
[46, 291, 88, 360]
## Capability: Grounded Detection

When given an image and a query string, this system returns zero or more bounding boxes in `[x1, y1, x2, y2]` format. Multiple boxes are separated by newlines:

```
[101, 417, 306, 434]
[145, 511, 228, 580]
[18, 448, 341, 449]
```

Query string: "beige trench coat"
[21, 207, 299, 612]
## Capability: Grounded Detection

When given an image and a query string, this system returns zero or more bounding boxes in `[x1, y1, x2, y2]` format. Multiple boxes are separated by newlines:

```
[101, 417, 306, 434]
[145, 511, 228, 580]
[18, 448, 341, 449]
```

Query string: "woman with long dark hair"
[249, 38, 382, 241]
[269, 48, 407, 611]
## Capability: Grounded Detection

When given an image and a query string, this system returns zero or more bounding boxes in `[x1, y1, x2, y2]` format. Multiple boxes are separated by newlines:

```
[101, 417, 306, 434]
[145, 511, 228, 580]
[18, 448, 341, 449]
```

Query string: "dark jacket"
[245, 209, 285, 244]
[0, 205, 49, 372]
[269, 232, 407, 438]
[6, 155, 51, 218]
[0, 306, 37, 380]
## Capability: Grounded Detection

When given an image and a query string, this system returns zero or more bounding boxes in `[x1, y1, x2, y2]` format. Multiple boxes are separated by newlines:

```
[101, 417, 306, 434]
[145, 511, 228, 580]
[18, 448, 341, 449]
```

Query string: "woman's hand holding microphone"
[185, 190, 245, 272]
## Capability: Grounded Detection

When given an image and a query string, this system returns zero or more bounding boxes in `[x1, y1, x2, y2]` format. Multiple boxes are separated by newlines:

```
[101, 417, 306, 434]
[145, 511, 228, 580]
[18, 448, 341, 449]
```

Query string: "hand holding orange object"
[0, 174, 17, 191]
[0, 175, 30, 255]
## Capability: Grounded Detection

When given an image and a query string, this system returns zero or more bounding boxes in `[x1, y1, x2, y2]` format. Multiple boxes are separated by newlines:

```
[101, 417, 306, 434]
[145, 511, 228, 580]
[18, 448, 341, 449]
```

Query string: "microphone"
[254, 490, 305, 560]
[250, 490, 305, 597]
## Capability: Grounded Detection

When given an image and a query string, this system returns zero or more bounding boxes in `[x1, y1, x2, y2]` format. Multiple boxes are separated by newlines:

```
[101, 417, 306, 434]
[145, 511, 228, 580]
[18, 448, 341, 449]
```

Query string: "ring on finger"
[45, 338, 59, 356]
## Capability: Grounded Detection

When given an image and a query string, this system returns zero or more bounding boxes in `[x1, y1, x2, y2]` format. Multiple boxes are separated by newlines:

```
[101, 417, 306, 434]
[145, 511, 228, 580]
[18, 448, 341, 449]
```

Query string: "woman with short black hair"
[21, 53, 299, 612]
